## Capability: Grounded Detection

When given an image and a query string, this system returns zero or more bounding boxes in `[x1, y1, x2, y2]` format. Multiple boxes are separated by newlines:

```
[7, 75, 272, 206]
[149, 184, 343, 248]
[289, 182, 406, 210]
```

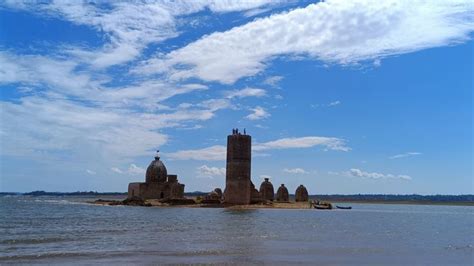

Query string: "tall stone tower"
[224, 129, 252, 204]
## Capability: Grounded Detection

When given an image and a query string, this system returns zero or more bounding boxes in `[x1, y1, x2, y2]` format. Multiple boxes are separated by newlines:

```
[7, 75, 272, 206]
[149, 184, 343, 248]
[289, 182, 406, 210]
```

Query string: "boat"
[336, 205, 352, 210]
[311, 200, 333, 210]
[314, 205, 332, 210]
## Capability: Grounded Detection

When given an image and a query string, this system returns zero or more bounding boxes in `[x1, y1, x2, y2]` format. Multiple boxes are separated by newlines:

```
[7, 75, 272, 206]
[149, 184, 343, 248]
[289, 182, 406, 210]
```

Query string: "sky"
[0, 0, 472, 194]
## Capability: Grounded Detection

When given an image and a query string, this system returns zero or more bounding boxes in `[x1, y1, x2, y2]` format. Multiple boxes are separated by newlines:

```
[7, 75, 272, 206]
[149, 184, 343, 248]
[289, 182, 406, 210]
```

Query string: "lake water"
[1, 196, 473, 265]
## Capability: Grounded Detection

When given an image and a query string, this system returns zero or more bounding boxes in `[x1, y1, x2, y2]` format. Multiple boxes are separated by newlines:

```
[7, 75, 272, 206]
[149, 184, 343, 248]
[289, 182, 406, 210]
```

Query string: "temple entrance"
[160, 192, 164, 199]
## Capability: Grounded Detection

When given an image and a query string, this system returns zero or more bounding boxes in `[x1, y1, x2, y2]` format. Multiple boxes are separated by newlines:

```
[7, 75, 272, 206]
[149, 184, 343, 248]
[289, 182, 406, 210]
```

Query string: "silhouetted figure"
[244, 128, 246, 135]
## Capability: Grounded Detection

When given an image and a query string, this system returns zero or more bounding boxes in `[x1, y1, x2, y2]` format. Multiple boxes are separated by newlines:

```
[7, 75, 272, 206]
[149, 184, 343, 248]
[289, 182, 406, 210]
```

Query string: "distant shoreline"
[1, 191, 472, 206]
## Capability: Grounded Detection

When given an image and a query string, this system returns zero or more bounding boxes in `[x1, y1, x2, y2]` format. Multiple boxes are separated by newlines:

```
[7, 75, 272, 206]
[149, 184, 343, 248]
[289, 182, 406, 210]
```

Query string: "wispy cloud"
[283, 168, 308, 174]
[346, 168, 412, 181]
[111, 164, 145, 176]
[263, 75, 283, 87]
[168, 136, 350, 160]
[390, 152, 422, 159]
[225, 87, 266, 99]
[311, 100, 341, 108]
[246, 106, 270, 120]
[4, 1, 279, 69]
[168, 145, 227, 161]
[86, 169, 96, 175]
[254, 136, 350, 152]
[136, 1, 474, 84]
[196, 165, 226, 178]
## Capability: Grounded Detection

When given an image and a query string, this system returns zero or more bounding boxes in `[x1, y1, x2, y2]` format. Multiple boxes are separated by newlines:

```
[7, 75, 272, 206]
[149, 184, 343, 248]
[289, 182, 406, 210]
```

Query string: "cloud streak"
[283, 168, 308, 174]
[347, 168, 412, 180]
[390, 152, 422, 159]
[246, 106, 270, 120]
[196, 165, 226, 178]
[168, 136, 350, 160]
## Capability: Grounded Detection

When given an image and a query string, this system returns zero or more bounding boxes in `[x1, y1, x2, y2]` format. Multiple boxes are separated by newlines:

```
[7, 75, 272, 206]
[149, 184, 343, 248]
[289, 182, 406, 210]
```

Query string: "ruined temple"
[224, 129, 261, 204]
[127, 151, 185, 200]
[276, 184, 289, 202]
[259, 178, 274, 201]
[295, 185, 309, 202]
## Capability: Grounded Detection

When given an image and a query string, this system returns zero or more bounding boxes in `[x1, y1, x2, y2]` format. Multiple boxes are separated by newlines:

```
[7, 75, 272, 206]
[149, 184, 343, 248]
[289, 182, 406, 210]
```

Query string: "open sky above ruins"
[0, 1, 472, 194]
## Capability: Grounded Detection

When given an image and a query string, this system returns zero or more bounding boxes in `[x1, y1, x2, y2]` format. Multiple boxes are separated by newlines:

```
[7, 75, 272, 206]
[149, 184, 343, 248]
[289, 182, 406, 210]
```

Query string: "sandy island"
[90, 197, 320, 209]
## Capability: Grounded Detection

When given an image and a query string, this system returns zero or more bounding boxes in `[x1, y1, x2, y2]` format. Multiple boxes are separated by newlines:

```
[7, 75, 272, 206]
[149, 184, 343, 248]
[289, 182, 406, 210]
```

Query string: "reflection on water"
[0, 196, 473, 264]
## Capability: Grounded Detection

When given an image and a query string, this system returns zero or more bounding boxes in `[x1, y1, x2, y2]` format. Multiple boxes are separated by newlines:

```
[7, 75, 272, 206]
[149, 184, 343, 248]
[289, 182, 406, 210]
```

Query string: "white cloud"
[246, 106, 270, 120]
[137, 0, 474, 84]
[4, 1, 279, 69]
[283, 168, 308, 174]
[196, 165, 226, 178]
[390, 152, 422, 159]
[86, 169, 96, 175]
[347, 168, 412, 180]
[0, 91, 232, 163]
[312, 100, 342, 108]
[168, 135, 350, 160]
[127, 164, 145, 175]
[243, 7, 272, 18]
[168, 145, 227, 161]
[263, 75, 283, 87]
[111, 164, 146, 176]
[254, 136, 350, 152]
[111, 167, 124, 174]
[225, 87, 266, 99]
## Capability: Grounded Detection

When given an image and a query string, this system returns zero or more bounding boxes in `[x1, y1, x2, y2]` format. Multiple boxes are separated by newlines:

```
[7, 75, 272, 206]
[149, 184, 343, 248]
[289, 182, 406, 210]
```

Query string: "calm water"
[0, 196, 473, 265]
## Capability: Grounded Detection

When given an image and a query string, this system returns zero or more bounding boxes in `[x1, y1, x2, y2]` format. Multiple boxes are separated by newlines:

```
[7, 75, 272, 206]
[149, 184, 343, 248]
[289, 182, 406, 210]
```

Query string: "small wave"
[0, 251, 99, 262]
[1, 237, 69, 245]
[445, 244, 474, 251]
[31, 199, 90, 205]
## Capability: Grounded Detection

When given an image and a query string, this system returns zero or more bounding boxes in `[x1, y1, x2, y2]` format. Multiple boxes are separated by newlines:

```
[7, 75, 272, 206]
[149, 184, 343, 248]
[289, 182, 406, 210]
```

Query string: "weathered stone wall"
[224, 134, 252, 204]
[128, 183, 141, 198]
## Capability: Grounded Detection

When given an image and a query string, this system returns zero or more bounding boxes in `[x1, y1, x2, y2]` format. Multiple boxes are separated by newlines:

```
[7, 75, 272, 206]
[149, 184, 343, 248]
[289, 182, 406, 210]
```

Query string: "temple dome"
[295, 185, 308, 202]
[145, 152, 167, 183]
[276, 184, 289, 202]
[259, 178, 274, 201]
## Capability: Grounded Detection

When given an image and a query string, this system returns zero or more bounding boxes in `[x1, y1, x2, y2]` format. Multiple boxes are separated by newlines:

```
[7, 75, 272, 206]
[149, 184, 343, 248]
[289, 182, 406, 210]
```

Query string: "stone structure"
[259, 178, 274, 201]
[128, 151, 185, 200]
[202, 188, 223, 204]
[276, 184, 289, 202]
[224, 129, 261, 204]
[295, 185, 309, 202]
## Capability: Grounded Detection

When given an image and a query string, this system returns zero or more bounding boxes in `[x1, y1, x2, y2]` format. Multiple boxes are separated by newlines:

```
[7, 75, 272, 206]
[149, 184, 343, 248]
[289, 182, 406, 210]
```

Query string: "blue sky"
[0, 1, 472, 194]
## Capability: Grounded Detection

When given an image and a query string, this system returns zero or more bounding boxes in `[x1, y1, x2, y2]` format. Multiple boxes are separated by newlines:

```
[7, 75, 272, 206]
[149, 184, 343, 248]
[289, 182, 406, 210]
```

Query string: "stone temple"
[295, 185, 309, 202]
[223, 129, 311, 205]
[276, 184, 289, 202]
[259, 178, 274, 201]
[224, 129, 261, 204]
[128, 151, 185, 200]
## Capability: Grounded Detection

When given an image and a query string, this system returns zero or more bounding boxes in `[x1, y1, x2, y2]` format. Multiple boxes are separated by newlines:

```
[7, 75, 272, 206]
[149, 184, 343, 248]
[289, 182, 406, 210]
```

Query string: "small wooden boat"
[336, 205, 352, 210]
[314, 205, 332, 210]
[311, 200, 333, 210]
